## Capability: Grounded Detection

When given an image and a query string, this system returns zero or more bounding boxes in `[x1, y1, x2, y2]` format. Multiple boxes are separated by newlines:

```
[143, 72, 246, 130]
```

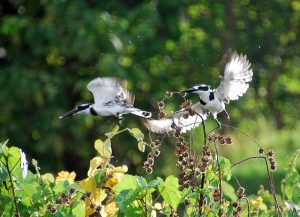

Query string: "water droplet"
[137, 35, 141, 38]
[258, 45, 261, 49]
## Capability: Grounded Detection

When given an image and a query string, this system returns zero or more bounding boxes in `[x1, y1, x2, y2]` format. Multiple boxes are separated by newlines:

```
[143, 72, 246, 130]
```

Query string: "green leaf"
[137, 141, 146, 152]
[115, 188, 141, 210]
[112, 125, 120, 133]
[129, 128, 144, 141]
[94, 139, 112, 158]
[105, 125, 120, 138]
[113, 174, 138, 193]
[158, 175, 181, 209]
[71, 201, 85, 217]
[219, 157, 231, 181]
[222, 181, 237, 201]
[7, 147, 21, 171]
[94, 169, 106, 186]
[41, 173, 55, 184]
[0, 139, 9, 155]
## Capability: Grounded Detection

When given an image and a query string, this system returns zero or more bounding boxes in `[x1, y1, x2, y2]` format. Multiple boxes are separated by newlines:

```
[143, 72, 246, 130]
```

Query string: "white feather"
[215, 52, 253, 102]
[87, 77, 131, 105]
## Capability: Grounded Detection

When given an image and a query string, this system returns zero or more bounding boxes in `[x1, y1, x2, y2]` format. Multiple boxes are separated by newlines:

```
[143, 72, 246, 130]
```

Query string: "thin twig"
[242, 197, 250, 217]
[144, 190, 148, 217]
[231, 156, 281, 216]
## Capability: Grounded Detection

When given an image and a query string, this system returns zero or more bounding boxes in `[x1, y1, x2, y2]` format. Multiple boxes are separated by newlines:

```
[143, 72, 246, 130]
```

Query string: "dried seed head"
[85, 192, 91, 197]
[55, 199, 62, 204]
[183, 113, 189, 119]
[95, 206, 101, 213]
[188, 108, 196, 116]
[150, 142, 157, 148]
[232, 201, 239, 208]
[157, 101, 165, 108]
[165, 91, 173, 98]
[236, 187, 246, 199]
[146, 167, 153, 174]
[90, 203, 95, 209]
[158, 111, 166, 119]
[148, 158, 154, 166]
[267, 150, 275, 157]
[213, 188, 221, 201]
[60, 193, 67, 199]
[69, 188, 75, 194]
[225, 136, 232, 144]
[270, 161, 277, 171]
[258, 148, 264, 155]
[180, 92, 187, 97]
[155, 139, 161, 146]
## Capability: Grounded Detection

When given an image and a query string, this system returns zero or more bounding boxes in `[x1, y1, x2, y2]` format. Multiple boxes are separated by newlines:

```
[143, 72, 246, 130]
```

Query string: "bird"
[182, 52, 253, 127]
[59, 77, 152, 120]
[143, 104, 208, 134]
[144, 51, 253, 133]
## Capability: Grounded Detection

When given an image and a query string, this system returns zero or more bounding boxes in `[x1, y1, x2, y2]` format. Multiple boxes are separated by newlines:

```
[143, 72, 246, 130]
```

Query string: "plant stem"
[4, 156, 20, 217]
[231, 156, 281, 217]
[198, 117, 207, 214]
[144, 191, 148, 217]
[213, 141, 222, 205]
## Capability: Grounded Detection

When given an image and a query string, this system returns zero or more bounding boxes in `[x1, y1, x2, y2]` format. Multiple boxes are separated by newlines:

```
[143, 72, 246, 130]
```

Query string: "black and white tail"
[131, 109, 152, 118]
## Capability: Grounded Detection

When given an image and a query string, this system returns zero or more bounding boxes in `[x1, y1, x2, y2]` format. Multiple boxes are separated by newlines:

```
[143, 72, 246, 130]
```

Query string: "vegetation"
[0, 0, 300, 216]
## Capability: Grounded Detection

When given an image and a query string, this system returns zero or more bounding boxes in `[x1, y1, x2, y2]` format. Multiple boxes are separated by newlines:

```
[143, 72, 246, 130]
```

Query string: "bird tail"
[130, 109, 152, 118]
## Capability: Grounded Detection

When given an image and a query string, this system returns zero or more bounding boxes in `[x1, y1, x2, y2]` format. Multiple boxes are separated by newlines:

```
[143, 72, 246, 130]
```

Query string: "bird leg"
[224, 109, 230, 120]
[117, 113, 124, 125]
[212, 113, 221, 128]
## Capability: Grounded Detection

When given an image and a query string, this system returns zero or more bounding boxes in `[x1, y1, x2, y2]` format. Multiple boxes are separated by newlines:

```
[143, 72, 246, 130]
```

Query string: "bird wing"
[143, 109, 207, 134]
[215, 52, 253, 102]
[87, 77, 134, 105]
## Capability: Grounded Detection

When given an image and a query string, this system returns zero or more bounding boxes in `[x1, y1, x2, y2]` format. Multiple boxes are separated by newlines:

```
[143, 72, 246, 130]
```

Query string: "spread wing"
[87, 77, 134, 105]
[215, 52, 253, 103]
[143, 109, 207, 134]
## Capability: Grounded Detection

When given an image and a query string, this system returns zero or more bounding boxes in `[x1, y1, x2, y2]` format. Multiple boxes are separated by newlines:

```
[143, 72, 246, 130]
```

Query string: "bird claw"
[224, 110, 230, 120]
[117, 114, 124, 125]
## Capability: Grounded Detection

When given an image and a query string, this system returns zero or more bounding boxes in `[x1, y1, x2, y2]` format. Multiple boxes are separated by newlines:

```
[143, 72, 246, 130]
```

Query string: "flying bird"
[144, 51, 253, 133]
[59, 77, 152, 120]
[182, 52, 253, 126]
[143, 104, 207, 134]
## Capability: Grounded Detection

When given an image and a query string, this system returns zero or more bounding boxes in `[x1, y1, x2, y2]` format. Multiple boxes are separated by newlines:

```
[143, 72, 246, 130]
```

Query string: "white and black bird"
[59, 77, 152, 120]
[182, 52, 253, 127]
[144, 52, 253, 133]
[143, 105, 208, 134]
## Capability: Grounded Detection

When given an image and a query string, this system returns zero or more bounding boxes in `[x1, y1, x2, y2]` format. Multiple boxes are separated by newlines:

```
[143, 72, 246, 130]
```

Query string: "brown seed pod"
[180, 92, 187, 97]
[157, 101, 165, 108]
[165, 91, 173, 98]
[258, 148, 264, 155]
[267, 150, 275, 157]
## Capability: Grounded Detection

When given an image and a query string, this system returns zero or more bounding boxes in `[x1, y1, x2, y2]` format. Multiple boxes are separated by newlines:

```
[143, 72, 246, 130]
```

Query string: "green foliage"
[0, 1, 300, 188]
[1, 125, 299, 216]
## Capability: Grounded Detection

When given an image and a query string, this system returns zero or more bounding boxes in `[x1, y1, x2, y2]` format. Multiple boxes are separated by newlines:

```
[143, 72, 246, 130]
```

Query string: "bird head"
[182, 84, 211, 95]
[59, 103, 92, 119]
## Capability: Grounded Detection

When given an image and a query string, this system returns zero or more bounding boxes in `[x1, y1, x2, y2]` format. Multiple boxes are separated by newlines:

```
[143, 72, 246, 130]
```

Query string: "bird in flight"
[59, 77, 152, 120]
[144, 52, 253, 133]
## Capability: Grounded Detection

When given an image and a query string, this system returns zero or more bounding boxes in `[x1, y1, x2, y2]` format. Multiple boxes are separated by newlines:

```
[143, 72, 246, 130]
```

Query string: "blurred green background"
[0, 0, 299, 194]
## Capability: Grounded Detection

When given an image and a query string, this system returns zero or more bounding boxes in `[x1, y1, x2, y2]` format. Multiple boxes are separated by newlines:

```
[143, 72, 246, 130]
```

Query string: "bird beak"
[59, 108, 79, 119]
[182, 87, 197, 93]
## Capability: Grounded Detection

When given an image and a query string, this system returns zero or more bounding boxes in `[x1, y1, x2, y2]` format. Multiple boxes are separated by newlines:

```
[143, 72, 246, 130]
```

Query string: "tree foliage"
[0, 0, 300, 195]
